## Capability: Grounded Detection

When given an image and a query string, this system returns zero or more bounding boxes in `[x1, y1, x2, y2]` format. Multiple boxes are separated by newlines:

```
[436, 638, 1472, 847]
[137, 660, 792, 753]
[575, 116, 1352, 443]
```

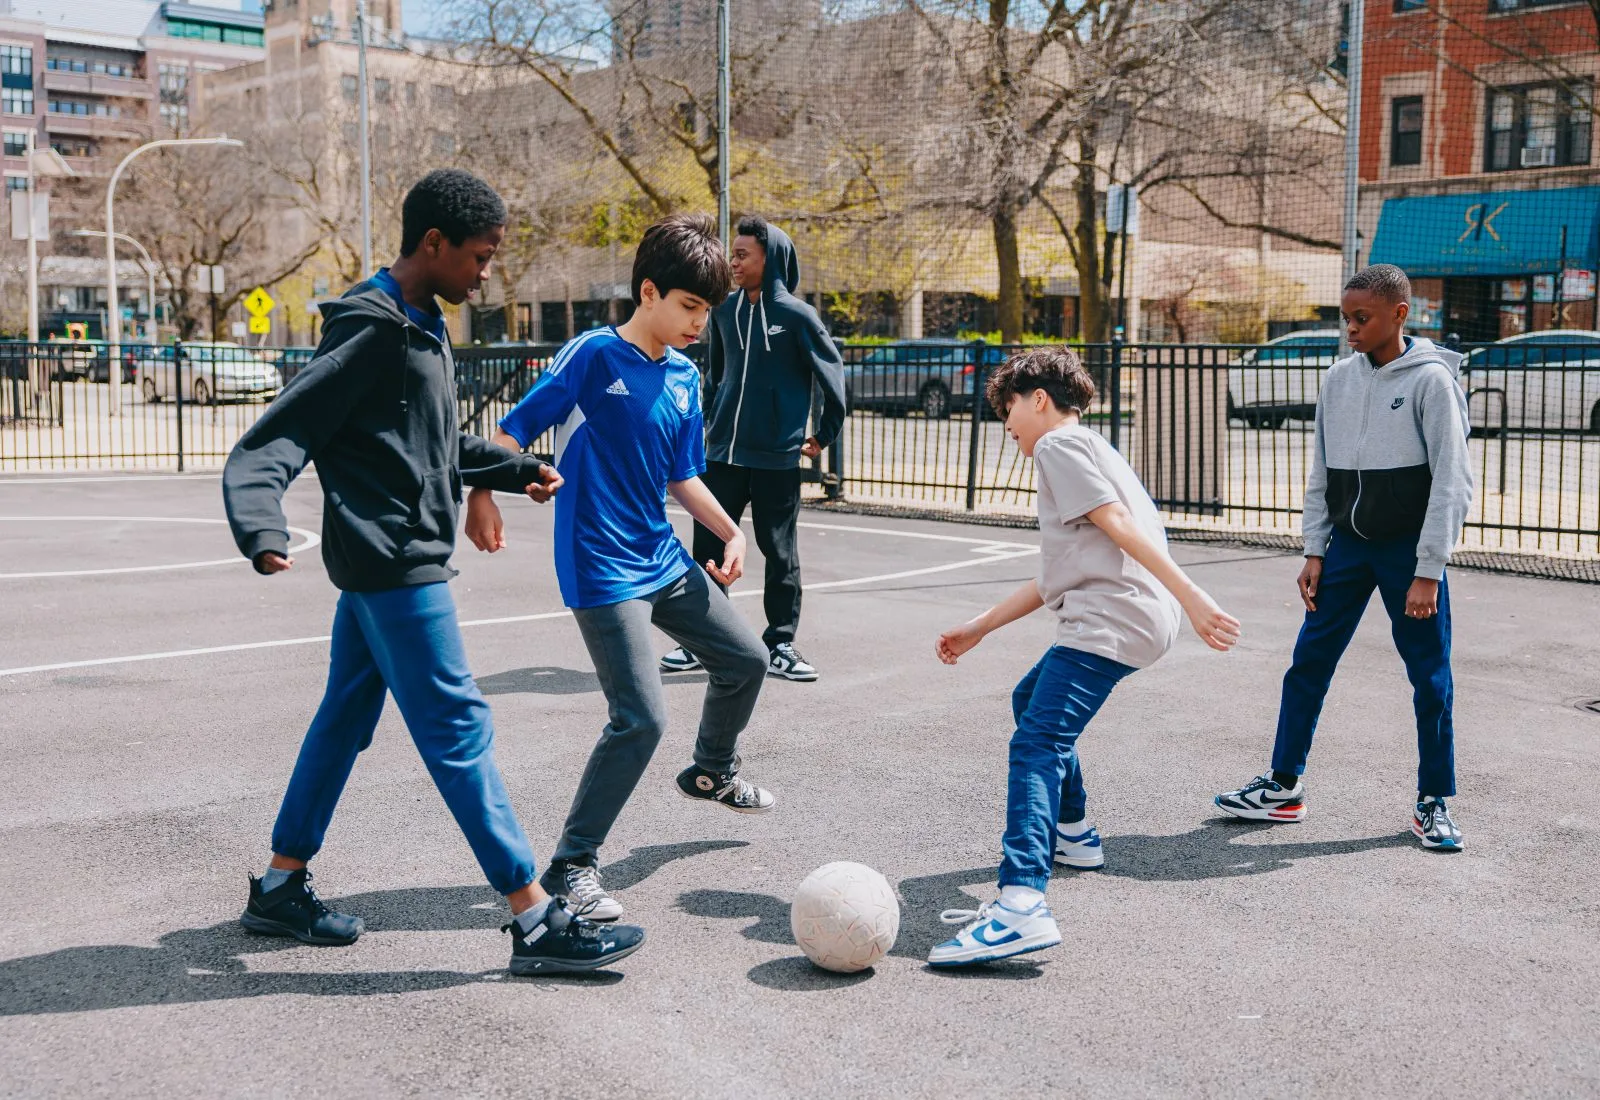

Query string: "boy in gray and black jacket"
[1215, 264, 1474, 850]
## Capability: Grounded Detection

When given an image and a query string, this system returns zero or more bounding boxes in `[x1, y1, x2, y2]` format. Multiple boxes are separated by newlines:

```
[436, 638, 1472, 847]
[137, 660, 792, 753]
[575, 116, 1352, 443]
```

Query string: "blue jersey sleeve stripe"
[545, 327, 609, 378]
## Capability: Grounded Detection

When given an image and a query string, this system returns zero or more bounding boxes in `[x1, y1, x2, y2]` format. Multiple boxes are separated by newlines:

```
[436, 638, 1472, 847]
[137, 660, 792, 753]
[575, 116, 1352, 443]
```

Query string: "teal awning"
[1368, 186, 1600, 277]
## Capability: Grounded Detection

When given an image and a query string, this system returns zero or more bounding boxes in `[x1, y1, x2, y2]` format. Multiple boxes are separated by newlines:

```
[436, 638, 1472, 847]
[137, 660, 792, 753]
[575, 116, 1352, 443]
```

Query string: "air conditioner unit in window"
[1521, 146, 1556, 168]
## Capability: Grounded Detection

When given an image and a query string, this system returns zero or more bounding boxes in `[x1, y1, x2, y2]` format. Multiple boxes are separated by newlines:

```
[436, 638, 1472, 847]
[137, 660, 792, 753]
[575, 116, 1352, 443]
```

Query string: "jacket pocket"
[1354, 465, 1431, 541]
[399, 467, 458, 558]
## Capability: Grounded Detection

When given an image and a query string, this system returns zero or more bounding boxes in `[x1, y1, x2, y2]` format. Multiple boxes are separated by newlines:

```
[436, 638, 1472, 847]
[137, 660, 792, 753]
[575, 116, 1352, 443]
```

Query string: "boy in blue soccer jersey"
[466, 214, 773, 922]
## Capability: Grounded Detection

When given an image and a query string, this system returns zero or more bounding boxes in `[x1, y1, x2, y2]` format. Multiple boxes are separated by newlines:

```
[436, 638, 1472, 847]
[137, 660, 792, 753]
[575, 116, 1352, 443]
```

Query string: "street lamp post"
[355, 0, 373, 276]
[104, 135, 243, 414]
[74, 229, 158, 345]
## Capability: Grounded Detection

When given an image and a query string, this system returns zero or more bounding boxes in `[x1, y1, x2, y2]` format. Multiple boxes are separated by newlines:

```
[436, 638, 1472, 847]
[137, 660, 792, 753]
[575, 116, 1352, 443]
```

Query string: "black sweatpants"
[691, 460, 803, 650]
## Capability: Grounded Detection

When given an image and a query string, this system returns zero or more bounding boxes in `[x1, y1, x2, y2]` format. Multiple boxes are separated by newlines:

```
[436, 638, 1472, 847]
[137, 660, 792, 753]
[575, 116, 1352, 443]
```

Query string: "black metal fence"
[4, 336, 1598, 573]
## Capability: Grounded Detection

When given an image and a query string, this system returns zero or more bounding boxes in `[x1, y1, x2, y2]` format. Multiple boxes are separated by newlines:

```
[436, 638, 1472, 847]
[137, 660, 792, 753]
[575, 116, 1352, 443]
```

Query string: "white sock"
[1059, 818, 1090, 837]
[260, 866, 294, 892]
[513, 898, 554, 934]
[998, 885, 1045, 912]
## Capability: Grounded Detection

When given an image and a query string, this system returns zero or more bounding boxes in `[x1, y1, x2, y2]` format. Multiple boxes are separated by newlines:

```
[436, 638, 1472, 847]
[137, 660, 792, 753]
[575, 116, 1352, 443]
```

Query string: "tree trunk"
[1073, 135, 1108, 343]
[993, 207, 1023, 343]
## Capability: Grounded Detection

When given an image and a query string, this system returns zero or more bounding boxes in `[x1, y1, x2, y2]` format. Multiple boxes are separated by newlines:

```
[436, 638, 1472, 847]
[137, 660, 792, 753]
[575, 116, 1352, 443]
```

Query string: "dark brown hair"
[631, 213, 733, 305]
[986, 346, 1096, 418]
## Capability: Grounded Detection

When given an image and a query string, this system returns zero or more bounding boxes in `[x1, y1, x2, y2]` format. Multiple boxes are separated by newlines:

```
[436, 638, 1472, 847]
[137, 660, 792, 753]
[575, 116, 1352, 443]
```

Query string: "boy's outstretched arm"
[667, 476, 746, 586]
[464, 358, 584, 553]
[1087, 502, 1241, 651]
[222, 320, 386, 574]
[936, 580, 1046, 665]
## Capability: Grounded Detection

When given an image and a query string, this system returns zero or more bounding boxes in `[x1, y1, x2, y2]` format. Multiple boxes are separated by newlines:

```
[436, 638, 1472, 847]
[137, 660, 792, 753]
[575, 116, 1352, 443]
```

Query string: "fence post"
[174, 338, 185, 473]
[964, 339, 987, 512]
[1108, 336, 1124, 451]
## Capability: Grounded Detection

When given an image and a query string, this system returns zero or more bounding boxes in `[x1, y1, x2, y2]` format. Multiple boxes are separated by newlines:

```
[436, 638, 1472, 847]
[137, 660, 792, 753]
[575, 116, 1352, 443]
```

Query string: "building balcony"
[44, 113, 152, 140]
[42, 70, 155, 100]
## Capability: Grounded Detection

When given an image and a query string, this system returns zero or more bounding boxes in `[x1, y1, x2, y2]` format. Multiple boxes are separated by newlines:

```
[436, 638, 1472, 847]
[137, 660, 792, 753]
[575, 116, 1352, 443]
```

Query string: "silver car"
[1463, 330, 1600, 435]
[140, 342, 282, 405]
[1226, 330, 1341, 429]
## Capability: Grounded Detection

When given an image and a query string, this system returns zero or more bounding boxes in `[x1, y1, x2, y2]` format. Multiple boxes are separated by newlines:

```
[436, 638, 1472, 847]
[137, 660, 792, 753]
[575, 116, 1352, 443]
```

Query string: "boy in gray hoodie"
[1215, 264, 1474, 850]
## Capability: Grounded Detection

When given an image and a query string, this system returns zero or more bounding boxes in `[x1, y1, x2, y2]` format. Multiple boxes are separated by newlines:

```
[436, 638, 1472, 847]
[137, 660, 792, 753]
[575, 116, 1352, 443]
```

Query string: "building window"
[166, 19, 264, 48]
[159, 102, 188, 133]
[2, 87, 33, 114]
[1, 45, 32, 79]
[3, 130, 25, 157]
[158, 63, 189, 104]
[5, 174, 27, 192]
[1393, 0, 1426, 9]
[1390, 96, 1423, 165]
[431, 131, 453, 158]
[1486, 82, 1592, 171]
[374, 77, 391, 103]
[405, 82, 418, 106]
[50, 138, 90, 157]
[341, 74, 357, 102]
[430, 84, 453, 110]
[1490, 0, 1572, 10]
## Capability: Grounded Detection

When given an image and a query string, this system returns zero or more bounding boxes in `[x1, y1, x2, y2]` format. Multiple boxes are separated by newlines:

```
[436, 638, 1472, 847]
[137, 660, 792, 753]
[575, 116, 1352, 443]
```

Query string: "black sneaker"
[676, 763, 775, 814]
[767, 642, 818, 682]
[240, 869, 364, 946]
[538, 857, 625, 922]
[504, 897, 645, 975]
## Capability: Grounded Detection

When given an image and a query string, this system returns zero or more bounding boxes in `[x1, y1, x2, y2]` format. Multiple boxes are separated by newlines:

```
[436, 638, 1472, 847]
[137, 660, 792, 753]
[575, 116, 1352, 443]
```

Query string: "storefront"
[1368, 185, 1599, 342]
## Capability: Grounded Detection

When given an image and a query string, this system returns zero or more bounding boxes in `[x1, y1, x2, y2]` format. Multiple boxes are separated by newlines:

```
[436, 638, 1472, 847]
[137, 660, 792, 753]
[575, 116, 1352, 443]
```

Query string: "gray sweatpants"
[556, 565, 769, 863]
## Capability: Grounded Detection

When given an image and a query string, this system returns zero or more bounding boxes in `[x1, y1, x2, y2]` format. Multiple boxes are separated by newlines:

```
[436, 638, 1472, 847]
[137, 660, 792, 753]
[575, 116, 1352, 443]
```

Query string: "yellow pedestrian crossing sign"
[244, 287, 275, 317]
[248, 315, 270, 335]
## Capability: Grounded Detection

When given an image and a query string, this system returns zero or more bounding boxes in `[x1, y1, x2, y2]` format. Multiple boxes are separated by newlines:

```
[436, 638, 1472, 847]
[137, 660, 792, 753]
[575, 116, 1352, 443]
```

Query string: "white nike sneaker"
[1054, 822, 1105, 869]
[1214, 773, 1307, 822]
[927, 897, 1062, 967]
[659, 647, 702, 673]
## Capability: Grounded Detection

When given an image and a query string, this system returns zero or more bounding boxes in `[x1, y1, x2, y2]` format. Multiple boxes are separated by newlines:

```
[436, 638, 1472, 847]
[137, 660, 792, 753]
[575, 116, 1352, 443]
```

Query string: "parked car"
[1463, 330, 1600, 435]
[843, 341, 1001, 419]
[44, 340, 110, 382]
[1226, 330, 1341, 428]
[140, 342, 282, 404]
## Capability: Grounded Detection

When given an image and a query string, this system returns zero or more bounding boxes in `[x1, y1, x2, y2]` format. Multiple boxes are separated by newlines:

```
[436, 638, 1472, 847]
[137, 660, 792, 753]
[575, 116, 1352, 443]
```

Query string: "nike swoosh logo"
[970, 921, 1022, 948]
[1256, 790, 1298, 805]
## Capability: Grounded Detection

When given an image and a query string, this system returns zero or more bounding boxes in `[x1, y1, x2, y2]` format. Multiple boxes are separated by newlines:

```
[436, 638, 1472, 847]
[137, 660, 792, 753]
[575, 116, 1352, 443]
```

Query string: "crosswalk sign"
[244, 287, 275, 317]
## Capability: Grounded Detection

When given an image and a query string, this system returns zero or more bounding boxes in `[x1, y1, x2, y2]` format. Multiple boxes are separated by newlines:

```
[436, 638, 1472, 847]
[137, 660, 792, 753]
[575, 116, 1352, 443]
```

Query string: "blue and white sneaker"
[927, 898, 1062, 967]
[1054, 822, 1105, 869]
[1413, 797, 1463, 851]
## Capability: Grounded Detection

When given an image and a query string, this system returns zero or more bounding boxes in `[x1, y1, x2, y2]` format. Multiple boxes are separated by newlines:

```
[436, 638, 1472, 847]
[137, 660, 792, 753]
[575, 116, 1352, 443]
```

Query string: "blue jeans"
[1000, 645, 1135, 891]
[1272, 529, 1456, 797]
[271, 582, 538, 896]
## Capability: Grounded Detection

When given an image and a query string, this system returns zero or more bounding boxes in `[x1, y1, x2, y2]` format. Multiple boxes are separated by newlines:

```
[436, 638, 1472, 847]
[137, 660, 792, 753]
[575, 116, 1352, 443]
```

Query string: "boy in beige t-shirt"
[929, 347, 1240, 968]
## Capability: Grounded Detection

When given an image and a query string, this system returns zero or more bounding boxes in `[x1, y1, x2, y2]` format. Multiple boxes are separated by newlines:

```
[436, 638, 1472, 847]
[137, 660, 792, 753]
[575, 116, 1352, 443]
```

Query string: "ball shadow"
[747, 955, 877, 991]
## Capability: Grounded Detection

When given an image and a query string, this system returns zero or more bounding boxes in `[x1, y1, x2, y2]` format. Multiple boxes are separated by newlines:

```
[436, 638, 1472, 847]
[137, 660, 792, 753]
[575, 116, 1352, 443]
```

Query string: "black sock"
[1272, 770, 1301, 791]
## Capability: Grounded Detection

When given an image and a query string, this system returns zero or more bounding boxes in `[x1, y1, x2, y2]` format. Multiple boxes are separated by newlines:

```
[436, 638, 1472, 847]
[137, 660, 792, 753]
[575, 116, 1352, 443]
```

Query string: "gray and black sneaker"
[1413, 797, 1463, 851]
[538, 857, 625, 922]
[505, 897, 645, 975]
[659, 647, 702, 673]
[768, 642, 818, 682]
[240, 868, 364, 946]
[676, 763, 775, 814]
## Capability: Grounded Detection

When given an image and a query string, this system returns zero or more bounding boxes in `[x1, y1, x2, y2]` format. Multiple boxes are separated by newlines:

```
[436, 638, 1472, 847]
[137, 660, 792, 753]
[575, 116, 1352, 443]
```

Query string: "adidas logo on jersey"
[606, 378, 630, 396]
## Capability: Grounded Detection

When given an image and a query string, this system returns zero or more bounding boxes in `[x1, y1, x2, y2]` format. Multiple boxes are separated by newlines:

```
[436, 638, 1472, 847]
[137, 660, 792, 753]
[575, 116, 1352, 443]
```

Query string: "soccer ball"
[790, 861, 900, 973]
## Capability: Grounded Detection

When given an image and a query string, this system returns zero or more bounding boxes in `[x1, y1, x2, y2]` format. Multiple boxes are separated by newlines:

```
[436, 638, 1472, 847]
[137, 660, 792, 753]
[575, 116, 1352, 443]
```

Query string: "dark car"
[843, 341, 1002, 419]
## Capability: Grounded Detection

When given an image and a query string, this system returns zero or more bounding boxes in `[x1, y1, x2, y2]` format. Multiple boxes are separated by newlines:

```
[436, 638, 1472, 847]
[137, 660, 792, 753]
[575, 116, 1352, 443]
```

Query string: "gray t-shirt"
[1033, 425, 1181, 669]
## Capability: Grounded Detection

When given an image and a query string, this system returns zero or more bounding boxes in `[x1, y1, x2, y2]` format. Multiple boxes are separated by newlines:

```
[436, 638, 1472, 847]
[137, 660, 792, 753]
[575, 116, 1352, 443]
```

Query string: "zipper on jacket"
[1348, 357, 1378, 539]
[729, 294, 757, 458]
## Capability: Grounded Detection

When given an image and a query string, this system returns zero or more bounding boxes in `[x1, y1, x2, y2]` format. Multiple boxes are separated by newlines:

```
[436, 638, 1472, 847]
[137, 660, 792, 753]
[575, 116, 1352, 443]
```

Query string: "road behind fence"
[4, 338, 1597, 580]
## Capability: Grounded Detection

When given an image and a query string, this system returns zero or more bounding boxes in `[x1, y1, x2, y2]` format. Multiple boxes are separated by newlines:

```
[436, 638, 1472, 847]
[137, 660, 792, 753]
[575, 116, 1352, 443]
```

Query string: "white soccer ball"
[790, 861, 900, 973]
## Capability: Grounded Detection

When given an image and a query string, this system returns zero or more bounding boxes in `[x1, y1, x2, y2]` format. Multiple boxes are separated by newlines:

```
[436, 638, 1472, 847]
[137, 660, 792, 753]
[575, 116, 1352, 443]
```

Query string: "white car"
[1463, 330, 1600, 435]
[1226, 330, 1341, 429]
[140, 342, 282, 405]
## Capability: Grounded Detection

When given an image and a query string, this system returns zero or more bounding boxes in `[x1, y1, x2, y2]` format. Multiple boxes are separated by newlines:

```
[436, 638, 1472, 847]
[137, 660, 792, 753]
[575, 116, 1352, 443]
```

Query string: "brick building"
[1359, 0, 1597, 341]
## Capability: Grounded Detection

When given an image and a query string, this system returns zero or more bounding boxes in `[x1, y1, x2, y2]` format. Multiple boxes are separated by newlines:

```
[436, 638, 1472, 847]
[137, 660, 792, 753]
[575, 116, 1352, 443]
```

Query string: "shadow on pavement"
[1097, 819, 1415, 882]
[746, 956, 876, 991]
[476, 666, 601, 695]
[605, 839, 750, 891]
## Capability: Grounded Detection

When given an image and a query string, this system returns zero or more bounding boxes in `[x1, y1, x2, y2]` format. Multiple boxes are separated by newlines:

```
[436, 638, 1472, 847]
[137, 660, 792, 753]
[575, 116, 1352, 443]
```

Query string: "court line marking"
[0, 516, 321, 579]
[0, 519, 1035, 678]
[0, 474, 224, 484]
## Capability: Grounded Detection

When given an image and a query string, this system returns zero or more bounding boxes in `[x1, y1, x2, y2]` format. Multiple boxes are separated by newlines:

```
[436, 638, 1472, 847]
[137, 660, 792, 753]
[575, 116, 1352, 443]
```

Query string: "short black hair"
[735, 214, 769, 247]
[1344, 263, 1411, 305]
[631, 213, 733, 305]
[986, 346, 1096, 418]
[400, 169, 507, 256]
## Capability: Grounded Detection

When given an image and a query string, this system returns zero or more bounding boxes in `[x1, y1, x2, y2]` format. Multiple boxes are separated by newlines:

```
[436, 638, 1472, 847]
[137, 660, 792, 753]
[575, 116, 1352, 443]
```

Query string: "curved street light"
[105, 135, 244, 414]
[74, 229, 158, 345]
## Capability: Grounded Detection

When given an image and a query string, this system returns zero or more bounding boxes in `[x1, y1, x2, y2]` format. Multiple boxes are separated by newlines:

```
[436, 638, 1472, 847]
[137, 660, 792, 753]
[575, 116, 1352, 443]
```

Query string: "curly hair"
[985, 346, 1096, 418]
[400, 169, 507, 256]
[631, 213, 733, 305]
[735, 214, 769, 247]
[1344, 263, 1411, 305]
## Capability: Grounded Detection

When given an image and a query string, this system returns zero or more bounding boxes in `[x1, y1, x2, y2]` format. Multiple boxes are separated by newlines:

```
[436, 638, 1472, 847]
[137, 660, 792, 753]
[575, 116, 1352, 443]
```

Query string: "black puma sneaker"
[505, 897, 645, 975]
[675, 763, 775, 814]
[240, 869, 364, 946]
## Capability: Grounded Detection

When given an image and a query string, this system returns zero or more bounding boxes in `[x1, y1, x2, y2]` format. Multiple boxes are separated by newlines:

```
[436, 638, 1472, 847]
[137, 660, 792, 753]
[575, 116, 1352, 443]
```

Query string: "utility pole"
[356, 0, 374, 277]
[1341, 0, 1364, 290]
[716, 0, 730, 246]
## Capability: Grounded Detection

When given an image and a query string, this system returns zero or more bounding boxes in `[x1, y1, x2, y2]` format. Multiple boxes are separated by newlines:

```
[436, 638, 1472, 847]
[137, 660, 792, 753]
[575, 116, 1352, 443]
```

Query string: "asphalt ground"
[0, 472, 1596, 1098]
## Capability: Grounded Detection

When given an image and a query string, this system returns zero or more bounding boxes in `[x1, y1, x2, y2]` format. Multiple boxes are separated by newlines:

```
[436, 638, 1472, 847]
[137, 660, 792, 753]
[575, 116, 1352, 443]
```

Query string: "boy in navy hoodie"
[1215, 264, 1474, 849]
[223, 169, 645, 974]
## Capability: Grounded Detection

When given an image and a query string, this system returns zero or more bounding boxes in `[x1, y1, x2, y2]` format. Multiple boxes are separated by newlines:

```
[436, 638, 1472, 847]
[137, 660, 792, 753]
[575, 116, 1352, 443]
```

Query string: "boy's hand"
[465, 487, 505, 553]
[525, 463, 564, 504]
[1182, 591, 1241, 652]
[255, 551, 293, 574]
[935, 620, 986, 665]
[1406, 577, 1439, 619]
[707, 530, 746, 586]
[1298, 556, 1323, 612]
[800, 436, 823, 460]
